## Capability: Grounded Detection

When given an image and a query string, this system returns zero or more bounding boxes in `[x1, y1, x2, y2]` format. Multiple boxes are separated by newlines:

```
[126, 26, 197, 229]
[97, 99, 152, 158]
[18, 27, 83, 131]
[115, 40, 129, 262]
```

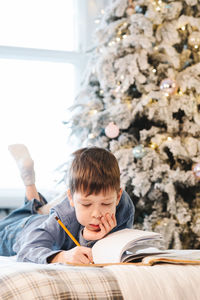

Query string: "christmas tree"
[66, 0, 200, 249]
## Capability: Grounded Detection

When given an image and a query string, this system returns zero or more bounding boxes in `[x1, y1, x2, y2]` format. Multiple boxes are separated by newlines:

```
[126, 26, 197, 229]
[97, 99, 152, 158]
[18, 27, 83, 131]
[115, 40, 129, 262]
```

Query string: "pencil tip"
[55, 216, 59, 220]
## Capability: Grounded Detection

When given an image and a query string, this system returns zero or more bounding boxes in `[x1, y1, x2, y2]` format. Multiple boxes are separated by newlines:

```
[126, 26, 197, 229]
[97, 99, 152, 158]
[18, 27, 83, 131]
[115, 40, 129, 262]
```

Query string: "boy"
[0, 145, 135, 264]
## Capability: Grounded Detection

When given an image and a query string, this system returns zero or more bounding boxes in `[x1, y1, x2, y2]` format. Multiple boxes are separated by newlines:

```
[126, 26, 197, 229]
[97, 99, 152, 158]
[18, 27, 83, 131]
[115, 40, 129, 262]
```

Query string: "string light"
[152, 69, 157, 73]
[99, 90, 104, 96]
[178, 90, 183, 96]
[108, 41, 116, 47]
[88, 133, 95, 139]
[152, 0, 164, 12]
[115, 85, 121, 93]
[115, 21, 130, 41]
[89, 109, 98, 115]
[148, 135, 173, 152]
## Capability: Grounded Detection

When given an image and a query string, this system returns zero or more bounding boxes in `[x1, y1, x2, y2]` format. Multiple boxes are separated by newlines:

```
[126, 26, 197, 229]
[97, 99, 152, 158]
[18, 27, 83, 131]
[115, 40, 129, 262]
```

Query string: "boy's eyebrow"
[80, 196, 114, 201]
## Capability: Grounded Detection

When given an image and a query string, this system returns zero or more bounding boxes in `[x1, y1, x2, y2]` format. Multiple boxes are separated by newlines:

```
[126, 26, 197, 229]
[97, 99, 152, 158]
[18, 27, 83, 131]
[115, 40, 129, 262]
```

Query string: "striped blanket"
[0, 256, 122, 300]
[1, 256, 200, 300]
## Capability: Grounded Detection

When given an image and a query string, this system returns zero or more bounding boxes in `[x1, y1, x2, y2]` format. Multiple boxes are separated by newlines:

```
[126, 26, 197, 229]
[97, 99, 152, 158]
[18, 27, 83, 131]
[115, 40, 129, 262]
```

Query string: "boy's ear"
[116, 188, 123, 205]
[67, 189, 74, 207]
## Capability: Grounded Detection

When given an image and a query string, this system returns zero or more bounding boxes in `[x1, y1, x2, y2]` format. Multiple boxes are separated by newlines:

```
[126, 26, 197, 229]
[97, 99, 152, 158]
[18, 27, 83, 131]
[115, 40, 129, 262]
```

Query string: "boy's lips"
[89, 224, 100, 230]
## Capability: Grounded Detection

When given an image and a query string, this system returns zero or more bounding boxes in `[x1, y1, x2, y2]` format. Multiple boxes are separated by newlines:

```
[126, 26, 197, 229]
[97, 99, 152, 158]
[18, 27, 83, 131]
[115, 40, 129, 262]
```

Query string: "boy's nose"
[92, 209, 102, 219]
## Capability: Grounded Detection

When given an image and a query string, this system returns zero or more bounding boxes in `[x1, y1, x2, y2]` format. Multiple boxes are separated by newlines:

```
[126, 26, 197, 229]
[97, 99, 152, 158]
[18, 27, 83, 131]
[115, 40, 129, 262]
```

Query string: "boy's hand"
[83, 213, 117, 241]
[50, 246, 93, 264]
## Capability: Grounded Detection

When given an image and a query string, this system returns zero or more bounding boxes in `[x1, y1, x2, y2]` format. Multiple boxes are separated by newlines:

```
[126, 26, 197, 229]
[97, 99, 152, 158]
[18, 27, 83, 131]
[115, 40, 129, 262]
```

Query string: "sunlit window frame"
[0, 0, 92, 208]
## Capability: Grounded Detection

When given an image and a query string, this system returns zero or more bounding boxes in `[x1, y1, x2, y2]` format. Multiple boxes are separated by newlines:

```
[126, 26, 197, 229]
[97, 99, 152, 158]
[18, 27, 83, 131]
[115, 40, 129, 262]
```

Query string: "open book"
[92, 228, 200, 266]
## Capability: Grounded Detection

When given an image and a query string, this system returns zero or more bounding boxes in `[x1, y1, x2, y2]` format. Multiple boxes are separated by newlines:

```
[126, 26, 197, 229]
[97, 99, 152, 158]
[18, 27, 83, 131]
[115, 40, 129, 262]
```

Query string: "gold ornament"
[149, 141, 158, 150]
[147, 98, 157, 106]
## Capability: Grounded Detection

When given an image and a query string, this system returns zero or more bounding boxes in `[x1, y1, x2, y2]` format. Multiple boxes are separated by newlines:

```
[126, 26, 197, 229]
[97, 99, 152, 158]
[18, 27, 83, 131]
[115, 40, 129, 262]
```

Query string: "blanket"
[1, 256, 200, 300]
[0, 257, 122, 300]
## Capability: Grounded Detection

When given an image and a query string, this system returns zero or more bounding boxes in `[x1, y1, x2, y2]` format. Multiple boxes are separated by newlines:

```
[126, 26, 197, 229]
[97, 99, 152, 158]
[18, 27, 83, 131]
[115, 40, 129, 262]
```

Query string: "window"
[0, 0, 75, 51]
[0, 0, 111, 207]
[0, 58, 75, 190]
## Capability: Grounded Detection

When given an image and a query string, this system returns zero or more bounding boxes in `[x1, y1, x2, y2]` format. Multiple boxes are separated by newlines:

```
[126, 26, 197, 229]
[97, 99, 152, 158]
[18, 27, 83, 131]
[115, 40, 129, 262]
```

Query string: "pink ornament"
[126, 0, 135, 15]
[105, 122, 119, 139]
[160, 78, 178, 95]
[126, 5, 135, 15]
[192, 163, 200, 180]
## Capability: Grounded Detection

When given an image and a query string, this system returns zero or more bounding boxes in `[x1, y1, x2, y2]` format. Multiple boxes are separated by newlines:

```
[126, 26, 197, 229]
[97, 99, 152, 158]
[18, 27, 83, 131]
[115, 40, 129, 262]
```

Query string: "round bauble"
[192, 163, 200, 180]
[105, 122, 119, 139]
[126, 4, 135, 15]
[132, 145, 146, 159]
[160, 78, 178, 95]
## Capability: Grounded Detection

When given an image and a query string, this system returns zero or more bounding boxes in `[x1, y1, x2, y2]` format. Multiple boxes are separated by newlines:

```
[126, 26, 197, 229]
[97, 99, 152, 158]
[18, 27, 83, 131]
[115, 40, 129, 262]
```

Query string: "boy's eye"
[102, 203, 112, 206]
[82, 204, 91, 207]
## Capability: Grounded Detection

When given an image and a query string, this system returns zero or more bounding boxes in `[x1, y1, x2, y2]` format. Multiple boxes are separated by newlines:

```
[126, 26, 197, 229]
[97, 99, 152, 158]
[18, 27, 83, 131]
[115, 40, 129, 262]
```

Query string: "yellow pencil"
[55, 216, 80, 247]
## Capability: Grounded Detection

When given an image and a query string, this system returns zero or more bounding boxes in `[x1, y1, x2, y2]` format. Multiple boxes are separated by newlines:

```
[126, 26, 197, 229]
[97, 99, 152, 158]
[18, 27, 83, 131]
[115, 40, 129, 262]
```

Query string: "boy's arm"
[16, 213, 63, 263]
[16, 213, 80, 264]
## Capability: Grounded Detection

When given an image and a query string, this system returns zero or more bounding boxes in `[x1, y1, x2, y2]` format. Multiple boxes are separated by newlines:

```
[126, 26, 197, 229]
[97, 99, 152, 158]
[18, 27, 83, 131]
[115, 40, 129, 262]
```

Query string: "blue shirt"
[11, 190, 134, 264]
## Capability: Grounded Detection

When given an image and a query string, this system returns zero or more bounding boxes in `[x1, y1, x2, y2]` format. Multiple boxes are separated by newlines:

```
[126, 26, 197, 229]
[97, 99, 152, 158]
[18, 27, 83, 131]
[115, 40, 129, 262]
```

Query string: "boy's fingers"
[99, 222, 106, 233]
[101, 216, 110, 232]
[106, 213, 115, 227]
[79, 254, 91, 264]
[104, 213, 115, 229]
[80, 247, 93, 263]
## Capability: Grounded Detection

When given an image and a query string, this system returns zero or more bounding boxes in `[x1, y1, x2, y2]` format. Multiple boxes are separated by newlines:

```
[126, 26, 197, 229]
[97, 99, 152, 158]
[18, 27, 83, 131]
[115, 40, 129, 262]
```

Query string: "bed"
[1, 256, 200, 300]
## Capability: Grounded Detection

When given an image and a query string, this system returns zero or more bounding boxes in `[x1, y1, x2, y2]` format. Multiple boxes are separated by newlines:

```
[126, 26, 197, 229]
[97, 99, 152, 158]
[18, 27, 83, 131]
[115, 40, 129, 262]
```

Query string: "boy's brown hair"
[68, 147, 120, 195]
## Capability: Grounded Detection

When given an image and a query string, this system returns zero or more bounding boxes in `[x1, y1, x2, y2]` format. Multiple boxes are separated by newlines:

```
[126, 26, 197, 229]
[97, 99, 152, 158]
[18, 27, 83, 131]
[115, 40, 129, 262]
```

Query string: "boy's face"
[67, 189, 122, 232]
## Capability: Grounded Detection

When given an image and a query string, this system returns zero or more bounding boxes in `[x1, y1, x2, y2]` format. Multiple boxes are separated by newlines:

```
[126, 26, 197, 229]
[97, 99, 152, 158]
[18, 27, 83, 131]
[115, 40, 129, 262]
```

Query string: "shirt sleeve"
[16, 213, 70, 264]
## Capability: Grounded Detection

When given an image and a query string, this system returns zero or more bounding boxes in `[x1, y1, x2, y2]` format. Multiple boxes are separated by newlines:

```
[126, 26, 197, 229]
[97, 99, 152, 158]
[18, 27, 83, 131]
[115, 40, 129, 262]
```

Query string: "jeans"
[0, 194, 47, 256]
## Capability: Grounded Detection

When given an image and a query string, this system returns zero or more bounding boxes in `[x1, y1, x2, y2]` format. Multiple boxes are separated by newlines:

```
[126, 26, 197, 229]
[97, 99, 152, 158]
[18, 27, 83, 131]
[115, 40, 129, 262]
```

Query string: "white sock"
[8, 144, 35, 186]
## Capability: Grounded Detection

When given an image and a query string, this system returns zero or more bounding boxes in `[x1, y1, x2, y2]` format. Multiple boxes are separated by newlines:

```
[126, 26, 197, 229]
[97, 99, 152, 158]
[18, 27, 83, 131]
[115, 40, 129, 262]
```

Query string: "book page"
[142, 250, 200, 265]
[92, 228, 162, 264]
